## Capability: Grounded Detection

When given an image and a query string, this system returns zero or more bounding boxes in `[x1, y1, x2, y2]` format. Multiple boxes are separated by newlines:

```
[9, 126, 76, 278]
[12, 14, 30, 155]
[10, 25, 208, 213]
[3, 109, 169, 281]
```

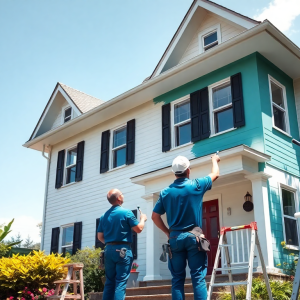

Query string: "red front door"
[202, 199, 220, 275]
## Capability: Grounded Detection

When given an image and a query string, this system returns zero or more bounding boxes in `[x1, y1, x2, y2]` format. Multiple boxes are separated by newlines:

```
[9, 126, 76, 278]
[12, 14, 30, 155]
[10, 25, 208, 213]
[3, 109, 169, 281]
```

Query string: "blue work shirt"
[97, 205, 139, 243]
[153, 176, 212, 231]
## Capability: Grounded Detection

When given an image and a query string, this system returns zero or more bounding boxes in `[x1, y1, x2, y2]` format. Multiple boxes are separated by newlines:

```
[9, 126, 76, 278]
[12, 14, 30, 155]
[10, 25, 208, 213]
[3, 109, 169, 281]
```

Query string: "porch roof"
[131, 145, 270, 186]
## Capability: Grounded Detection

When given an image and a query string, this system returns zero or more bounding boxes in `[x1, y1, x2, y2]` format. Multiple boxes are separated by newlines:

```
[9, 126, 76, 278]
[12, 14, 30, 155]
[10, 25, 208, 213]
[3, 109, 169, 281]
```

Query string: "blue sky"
[0, 0, 299, 242]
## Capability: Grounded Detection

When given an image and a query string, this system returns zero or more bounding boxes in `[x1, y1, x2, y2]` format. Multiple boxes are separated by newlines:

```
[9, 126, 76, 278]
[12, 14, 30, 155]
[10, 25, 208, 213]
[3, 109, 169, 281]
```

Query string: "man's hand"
[211, 153, 220, 163]
[209, 154, 220, 182]
[140, 213, 147, 222]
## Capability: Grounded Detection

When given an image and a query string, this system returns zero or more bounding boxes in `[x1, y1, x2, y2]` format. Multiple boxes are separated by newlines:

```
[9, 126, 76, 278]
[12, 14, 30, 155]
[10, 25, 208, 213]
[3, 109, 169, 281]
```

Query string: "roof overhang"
[23, 20, 300, 152]
[130, 145, 270, 187]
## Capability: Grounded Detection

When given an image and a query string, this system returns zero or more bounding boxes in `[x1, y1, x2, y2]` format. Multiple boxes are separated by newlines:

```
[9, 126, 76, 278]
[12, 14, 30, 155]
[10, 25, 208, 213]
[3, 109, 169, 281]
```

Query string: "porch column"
[142, 194, 162, 281]
[245, 172, 274, 269]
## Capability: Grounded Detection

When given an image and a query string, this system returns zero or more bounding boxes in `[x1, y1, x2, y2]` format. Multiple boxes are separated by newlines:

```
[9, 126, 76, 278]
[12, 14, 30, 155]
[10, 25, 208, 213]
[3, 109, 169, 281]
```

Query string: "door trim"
[203, 193, 223, 228]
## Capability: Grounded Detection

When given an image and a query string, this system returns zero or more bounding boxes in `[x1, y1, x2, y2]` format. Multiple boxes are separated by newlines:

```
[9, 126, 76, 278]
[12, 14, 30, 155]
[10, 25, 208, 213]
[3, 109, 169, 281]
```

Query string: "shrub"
[69, 247, 105, 297]
[217, 277, 294, 300]
[8, 287, 55, 300]
[0, 250, 69, 299]
[277, 241, 298, 277]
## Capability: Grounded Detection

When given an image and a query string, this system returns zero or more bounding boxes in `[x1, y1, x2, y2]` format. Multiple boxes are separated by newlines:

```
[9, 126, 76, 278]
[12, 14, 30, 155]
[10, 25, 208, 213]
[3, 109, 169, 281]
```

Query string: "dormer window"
[64, 107, 72, 123]
[199, 25, 221, 53]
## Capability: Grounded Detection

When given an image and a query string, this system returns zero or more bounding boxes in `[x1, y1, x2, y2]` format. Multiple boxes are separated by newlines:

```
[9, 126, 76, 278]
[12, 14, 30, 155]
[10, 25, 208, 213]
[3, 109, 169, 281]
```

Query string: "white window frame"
[279, 184, 299, 250]
[198, 24, 221, 53]
[268, 75, 290, 136]
[110, 124, 127, 170]
[208, 77, 235, 137]
[63, 145, 77, 186]
[60, 223, 74, 254]
[61, 105, 74, 124]
[170, 95, 192, 149]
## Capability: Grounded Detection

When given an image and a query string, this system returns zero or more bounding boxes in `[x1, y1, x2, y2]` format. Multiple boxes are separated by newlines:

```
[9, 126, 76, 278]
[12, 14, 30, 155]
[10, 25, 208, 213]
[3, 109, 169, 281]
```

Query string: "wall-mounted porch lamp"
[243, 191, 253, 212]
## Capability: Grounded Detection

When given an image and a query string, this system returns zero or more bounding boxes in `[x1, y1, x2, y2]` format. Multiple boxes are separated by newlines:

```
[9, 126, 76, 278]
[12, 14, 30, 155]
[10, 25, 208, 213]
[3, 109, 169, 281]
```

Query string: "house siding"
[179, 12, 245, 64]
[294, 78, 300, 136]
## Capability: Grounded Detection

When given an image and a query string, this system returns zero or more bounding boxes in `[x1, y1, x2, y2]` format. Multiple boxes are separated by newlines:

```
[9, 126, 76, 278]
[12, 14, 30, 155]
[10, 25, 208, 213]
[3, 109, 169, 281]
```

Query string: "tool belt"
[99, 251, 105, 270]
[189, 227, 211, 252]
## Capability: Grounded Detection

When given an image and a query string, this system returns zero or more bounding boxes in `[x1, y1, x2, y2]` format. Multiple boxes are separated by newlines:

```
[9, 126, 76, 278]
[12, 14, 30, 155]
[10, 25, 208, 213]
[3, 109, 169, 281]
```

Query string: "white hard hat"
[172, 156, 190, 174]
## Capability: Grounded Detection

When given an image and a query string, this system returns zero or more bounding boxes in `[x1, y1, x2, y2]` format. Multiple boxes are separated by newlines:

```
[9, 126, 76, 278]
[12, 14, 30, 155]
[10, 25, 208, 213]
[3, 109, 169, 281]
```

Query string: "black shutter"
[55, 150, 65, 189]
[190, 87, 210, 142]
[231, 72, 245, 128]
[72, 222, 82, 255]
[162, 103, 171, 152]
[50, 227, 60, 254]
[100, 130, 110, 173]
[75, 141, 85, 182]
[95, 218, 105, 249]
[126, 119, 135, 165]
[132, 209, 138, 260]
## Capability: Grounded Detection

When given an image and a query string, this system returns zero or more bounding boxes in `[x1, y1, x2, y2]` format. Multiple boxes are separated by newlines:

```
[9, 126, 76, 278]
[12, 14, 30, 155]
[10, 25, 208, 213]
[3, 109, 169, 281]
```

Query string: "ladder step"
[219, 244, 233, 247]
[211, 281, 248, 287]
[215, 266, 249, 271]
[48, 295, 82, 299]
[54, 279, 81, 284]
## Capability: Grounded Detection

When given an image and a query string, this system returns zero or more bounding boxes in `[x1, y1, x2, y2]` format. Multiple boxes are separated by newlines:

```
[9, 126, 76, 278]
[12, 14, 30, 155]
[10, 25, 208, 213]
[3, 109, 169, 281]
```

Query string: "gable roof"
[29, 83, 103, 141]
[149, 0, 260, 79]
[59, 83, 104, 113]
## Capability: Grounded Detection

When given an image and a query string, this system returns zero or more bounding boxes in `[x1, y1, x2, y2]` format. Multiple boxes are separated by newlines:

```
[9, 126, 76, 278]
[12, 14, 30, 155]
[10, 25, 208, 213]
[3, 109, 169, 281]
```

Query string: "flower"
[9, 297, 14, 300]
[42, 288, 47, 293]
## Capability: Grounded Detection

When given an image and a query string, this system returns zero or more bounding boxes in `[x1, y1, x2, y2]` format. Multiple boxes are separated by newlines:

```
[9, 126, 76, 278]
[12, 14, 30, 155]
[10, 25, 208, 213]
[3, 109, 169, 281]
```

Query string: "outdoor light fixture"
[243, 191, 253, 212]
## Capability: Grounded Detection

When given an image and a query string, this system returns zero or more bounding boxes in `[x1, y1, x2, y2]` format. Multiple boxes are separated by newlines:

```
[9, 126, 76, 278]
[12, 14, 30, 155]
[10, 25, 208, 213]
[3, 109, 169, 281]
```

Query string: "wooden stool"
[49, 263, 84, 300]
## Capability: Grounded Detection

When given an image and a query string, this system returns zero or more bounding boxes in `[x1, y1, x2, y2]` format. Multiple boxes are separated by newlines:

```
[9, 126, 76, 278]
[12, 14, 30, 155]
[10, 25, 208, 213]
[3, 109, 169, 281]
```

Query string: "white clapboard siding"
[294, 78, 300, 136]
[50, 99, 69, 130]
[179, 12, 245, 64]
[44, 100, 197, 281]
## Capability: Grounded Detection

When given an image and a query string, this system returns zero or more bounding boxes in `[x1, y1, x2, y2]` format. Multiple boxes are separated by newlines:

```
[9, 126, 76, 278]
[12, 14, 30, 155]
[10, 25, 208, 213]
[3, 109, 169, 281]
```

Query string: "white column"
[245, 172, 274, 269]
[142, 194, 162, 281]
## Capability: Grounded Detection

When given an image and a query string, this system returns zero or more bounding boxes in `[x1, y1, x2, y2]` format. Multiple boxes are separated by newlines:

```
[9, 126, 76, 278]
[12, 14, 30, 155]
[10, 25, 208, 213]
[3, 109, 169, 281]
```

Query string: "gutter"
[40, 144, 52, 250]
[23, 20, 300, 149]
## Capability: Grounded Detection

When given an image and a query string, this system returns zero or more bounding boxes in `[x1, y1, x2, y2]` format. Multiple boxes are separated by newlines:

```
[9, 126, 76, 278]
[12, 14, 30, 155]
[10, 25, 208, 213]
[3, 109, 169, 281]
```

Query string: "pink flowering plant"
[131, 262, 139, 270]
[7, 287, 55, 300]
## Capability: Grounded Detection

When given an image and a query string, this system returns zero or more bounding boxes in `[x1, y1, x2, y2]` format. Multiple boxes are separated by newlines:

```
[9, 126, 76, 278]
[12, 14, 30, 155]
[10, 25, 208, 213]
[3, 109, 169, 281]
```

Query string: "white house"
[24, 0, 300, 282]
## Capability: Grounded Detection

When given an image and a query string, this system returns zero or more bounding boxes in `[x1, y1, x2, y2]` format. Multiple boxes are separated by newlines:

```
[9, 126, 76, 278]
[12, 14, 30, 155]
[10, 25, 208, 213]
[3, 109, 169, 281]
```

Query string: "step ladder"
[291, 212, 300, 300]
[207, 222, 273, 300]
[49, 263, 84, 300]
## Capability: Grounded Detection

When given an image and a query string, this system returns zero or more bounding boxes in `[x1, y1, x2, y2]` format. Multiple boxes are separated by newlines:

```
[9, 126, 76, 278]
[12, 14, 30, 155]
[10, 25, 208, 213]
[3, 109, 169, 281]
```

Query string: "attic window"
[64, 107, 72, 123]
[199, 25, 221, 53]
[203, 31, 218, 51]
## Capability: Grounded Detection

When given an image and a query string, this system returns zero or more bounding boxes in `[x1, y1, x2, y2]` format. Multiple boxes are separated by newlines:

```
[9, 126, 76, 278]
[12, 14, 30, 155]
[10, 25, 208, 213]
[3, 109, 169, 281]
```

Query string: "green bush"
[69, 247, 105, 297]
[217, 277, 295, 300]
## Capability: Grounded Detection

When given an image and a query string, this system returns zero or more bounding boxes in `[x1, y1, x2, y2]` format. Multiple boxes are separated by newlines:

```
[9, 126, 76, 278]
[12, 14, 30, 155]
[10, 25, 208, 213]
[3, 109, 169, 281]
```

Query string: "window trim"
[279, 184, 299, 249]
[208, 77, 234, 136]
[198, 24, 221, 53]
[110, 124, 127, 170]
[63, 144, 77, 186]
[60, 223, 74, 254]
[61, 105, 74, 124]
[268, 75, 290, 135]
[170, 95, 191, 149]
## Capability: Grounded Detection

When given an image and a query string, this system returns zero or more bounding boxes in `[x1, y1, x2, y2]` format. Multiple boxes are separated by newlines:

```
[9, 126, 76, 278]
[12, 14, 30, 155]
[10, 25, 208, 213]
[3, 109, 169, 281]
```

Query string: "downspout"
[41, 144, 52, 250]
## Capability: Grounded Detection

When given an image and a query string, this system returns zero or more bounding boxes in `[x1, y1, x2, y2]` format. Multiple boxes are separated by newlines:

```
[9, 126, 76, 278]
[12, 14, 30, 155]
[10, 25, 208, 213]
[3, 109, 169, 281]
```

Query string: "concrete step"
[125, 292, 226, 300]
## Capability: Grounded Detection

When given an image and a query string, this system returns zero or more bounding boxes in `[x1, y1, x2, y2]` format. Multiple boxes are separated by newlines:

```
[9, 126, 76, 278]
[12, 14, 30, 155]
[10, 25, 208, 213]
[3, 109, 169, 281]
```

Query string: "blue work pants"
[102, 244, 133, 300]
[168, 232, 207, 300]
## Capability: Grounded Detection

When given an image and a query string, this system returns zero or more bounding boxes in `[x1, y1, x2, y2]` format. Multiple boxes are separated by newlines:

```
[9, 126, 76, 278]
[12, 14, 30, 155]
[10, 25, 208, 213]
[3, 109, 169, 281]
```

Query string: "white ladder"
[291, 212, 300, 300]
[207, 222, 273, 300]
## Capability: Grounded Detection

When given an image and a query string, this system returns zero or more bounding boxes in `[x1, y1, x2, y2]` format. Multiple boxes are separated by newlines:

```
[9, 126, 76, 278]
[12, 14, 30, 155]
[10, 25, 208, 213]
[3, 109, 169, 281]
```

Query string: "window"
[281, 188, 299, 247]
[65, 147, 77, 184]
[112, 126, 126, 168]
[199, 25, 221, 53]
[210, 79, 234, 134]
[173, 99, 191, 147]
[61, 225, 74, 255]
[269, 76, 289, 134]
[203, 31, 218, 51]
[64, 107, 72, 123]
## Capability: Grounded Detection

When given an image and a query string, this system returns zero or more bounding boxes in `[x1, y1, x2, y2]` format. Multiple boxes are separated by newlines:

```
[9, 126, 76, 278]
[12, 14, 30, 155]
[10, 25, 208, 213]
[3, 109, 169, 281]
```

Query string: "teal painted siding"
[257, 53, 300, 177]
[154, 53, 264, 158]
[256, 53, 300, 267]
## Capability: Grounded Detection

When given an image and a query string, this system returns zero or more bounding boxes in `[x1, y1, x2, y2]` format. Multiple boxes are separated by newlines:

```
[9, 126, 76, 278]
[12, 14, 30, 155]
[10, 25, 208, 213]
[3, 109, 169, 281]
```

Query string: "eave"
[23, 20, 300, 152]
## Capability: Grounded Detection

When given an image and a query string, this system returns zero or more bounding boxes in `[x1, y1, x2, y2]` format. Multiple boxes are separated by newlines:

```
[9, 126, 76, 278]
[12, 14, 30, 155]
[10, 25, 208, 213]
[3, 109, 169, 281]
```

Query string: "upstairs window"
[112, 126, 127, 168]
[65, 147, 77, 184]
[269, 76, 289, 134]
[210, 79, 234, 135]
[281, 188, 299, 247]
[203, 31, 218, 51]
[64, 107, 72, 123]
[61, 225, 74, 255]
[174, 100, 191, 147]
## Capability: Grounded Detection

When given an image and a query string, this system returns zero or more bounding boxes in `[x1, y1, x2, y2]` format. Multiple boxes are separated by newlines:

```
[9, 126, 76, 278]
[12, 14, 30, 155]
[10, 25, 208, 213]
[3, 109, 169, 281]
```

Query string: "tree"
[37, 222, 42, 236]
[7, 233, 22, 248]
[23, 235, 34, 249]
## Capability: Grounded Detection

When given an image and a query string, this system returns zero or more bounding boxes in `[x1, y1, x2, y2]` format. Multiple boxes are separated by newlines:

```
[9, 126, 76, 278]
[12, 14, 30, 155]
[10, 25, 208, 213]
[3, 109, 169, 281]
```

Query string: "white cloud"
[254, 0, 300, 32]
[1, 216, 41, 244]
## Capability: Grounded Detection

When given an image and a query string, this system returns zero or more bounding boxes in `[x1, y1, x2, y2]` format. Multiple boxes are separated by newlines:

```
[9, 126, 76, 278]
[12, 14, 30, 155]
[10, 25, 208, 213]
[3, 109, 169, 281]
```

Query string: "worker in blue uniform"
[97, 188, 147, 300]
[152, 154, 220, 300]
